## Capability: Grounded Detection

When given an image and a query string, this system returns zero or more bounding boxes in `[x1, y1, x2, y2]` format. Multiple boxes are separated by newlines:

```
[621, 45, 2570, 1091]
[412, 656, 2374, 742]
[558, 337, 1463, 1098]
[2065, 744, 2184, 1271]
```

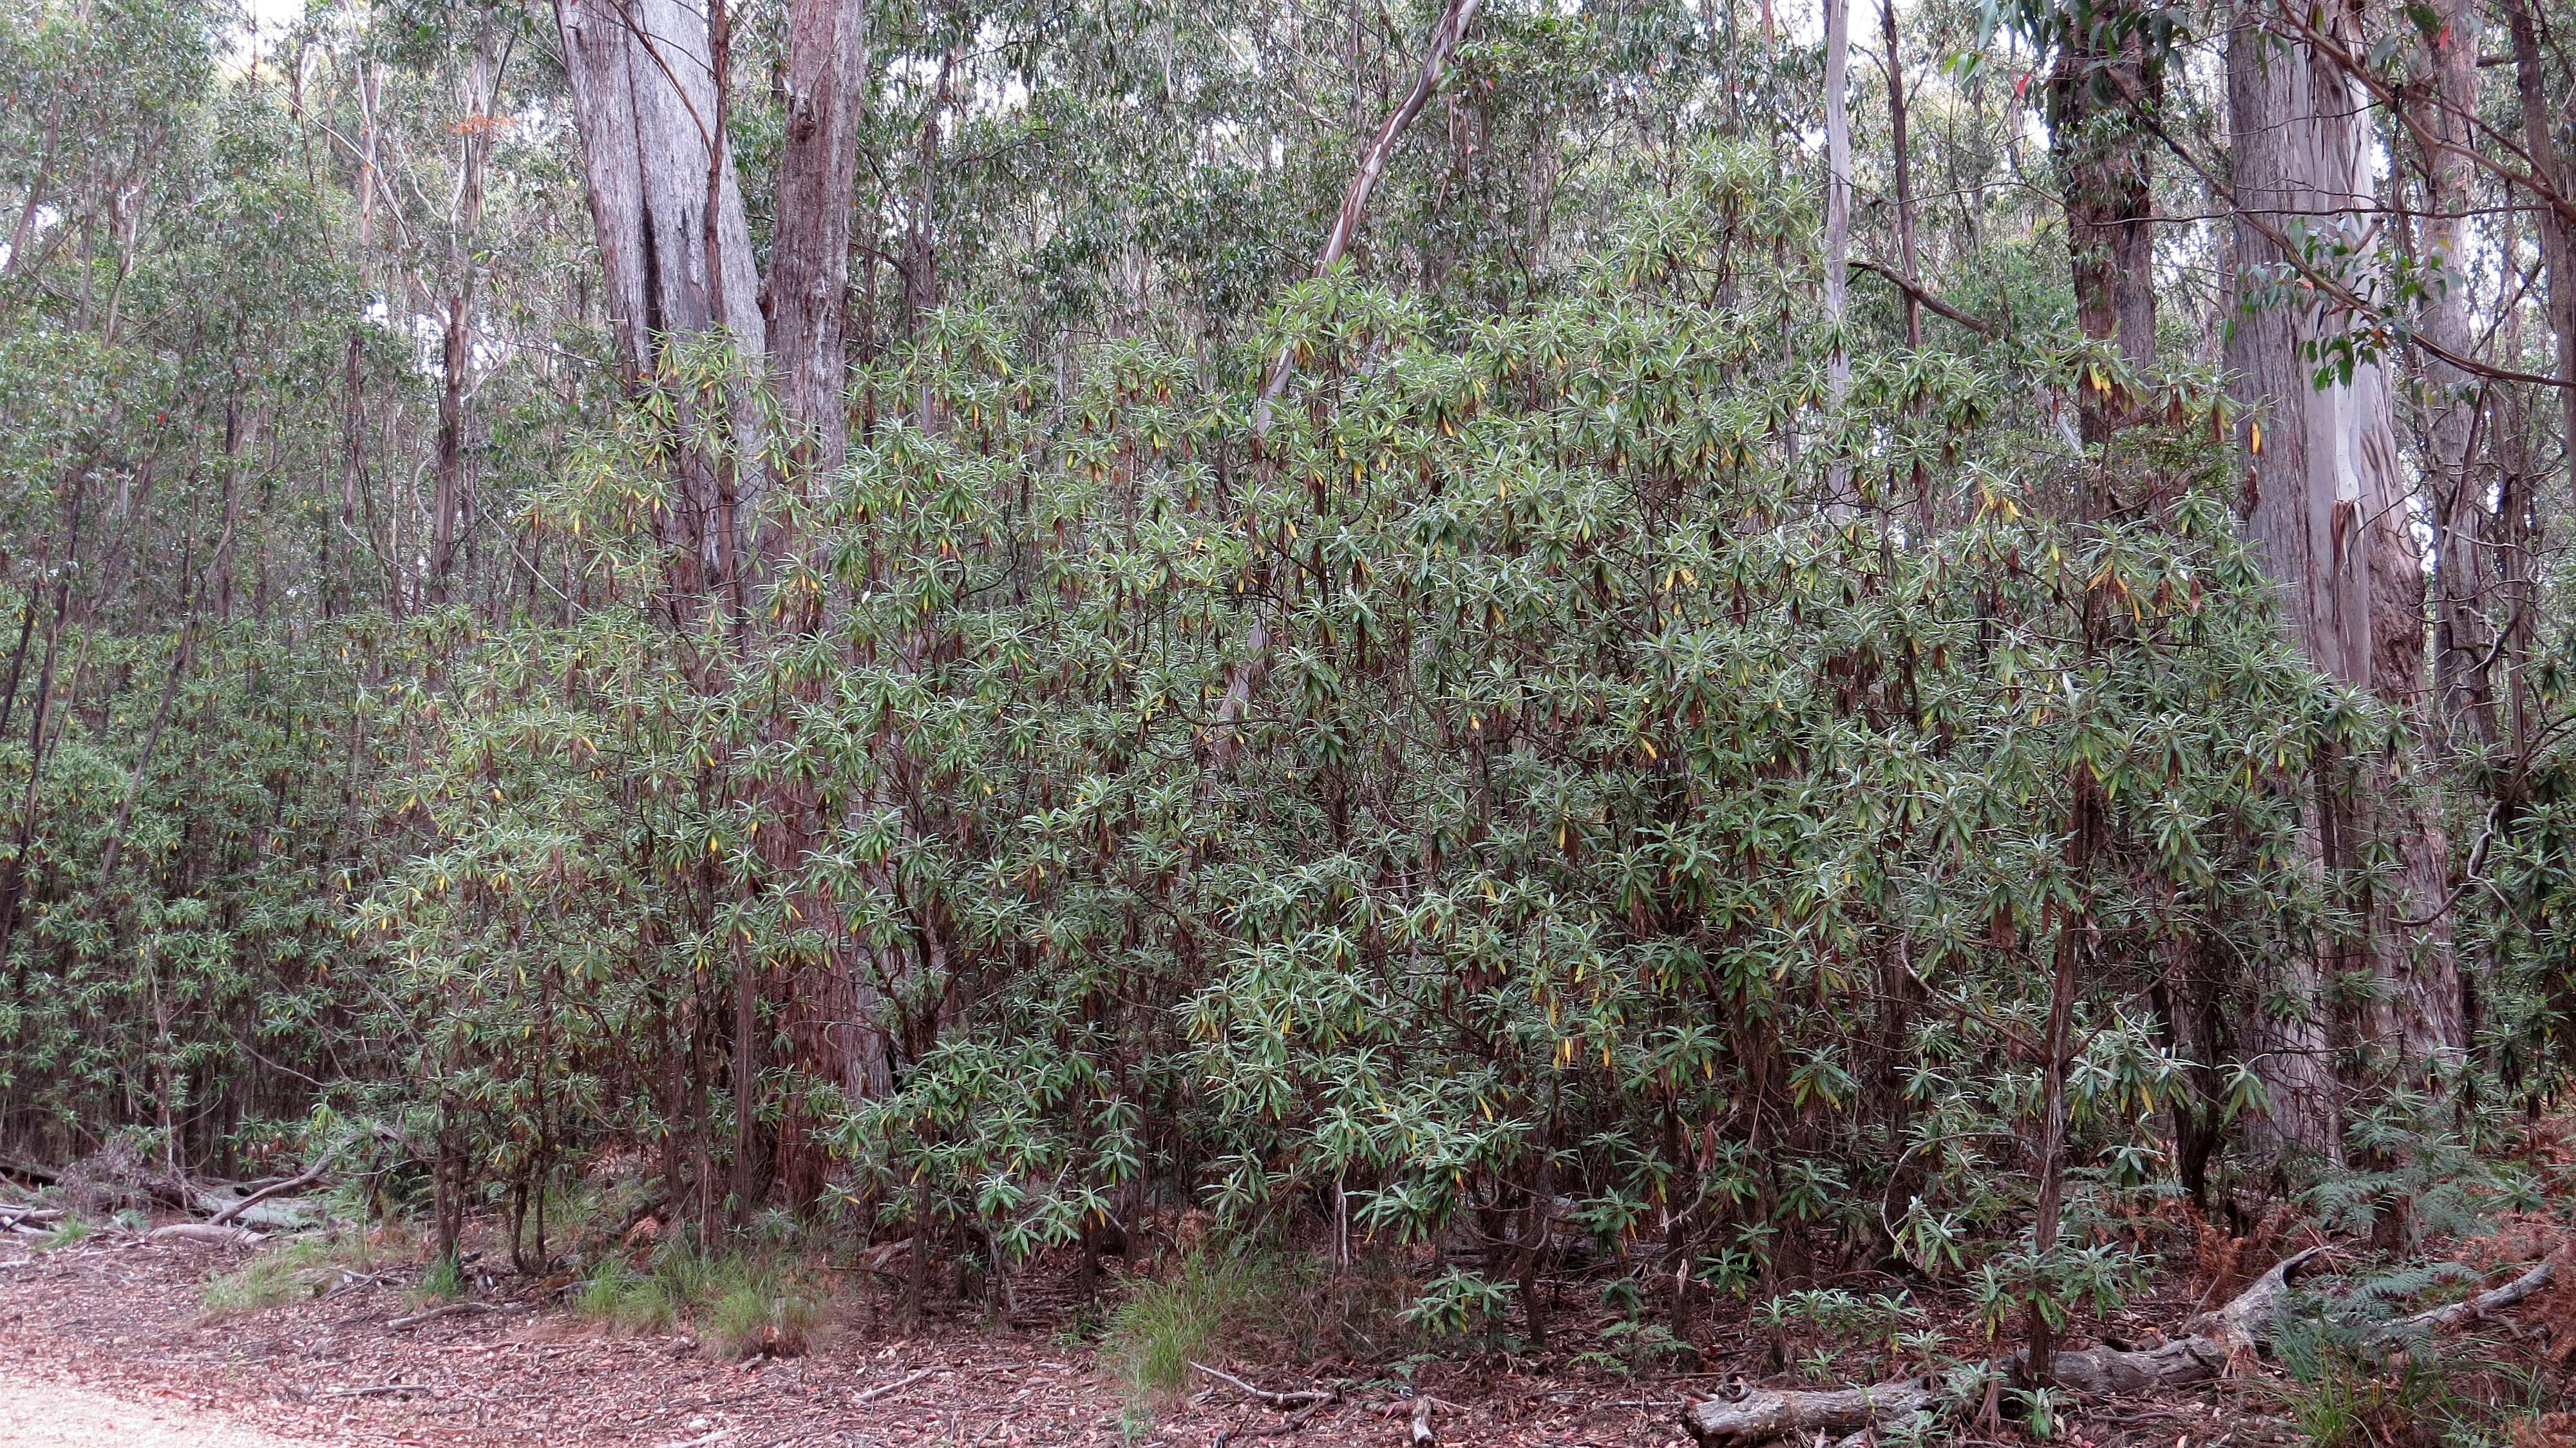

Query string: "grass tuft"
[1099, 1250, 1283, 1412]
[203, 1231, 404, 1319]
[35, 1213, 92, 1252]
[573, 1247, 821, 1358]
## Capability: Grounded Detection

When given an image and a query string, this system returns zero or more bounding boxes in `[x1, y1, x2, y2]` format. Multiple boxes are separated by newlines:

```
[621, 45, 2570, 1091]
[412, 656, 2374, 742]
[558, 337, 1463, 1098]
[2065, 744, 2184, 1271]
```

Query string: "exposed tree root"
[1683, 1247, 2554, 1446]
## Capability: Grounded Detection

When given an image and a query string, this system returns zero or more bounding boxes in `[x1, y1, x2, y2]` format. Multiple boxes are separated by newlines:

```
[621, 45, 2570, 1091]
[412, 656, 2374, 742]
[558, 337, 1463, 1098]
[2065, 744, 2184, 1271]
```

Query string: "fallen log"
[1681, 1246, 2389, 1446]
[145, 1223, 262, 1249]
[1408, 1396, 1437, 1447]
[1681, 1378, 1938, 1446]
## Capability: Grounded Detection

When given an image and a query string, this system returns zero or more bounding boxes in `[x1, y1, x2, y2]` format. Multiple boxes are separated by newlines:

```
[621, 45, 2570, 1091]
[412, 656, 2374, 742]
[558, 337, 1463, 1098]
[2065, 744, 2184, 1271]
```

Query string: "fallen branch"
[1687, 1247, 2331, 1445]
[384, 1300, 526, 1331]
[1408, 1396, 1437, 1447]
[852, 1367, 936, 1404]
[145, 1223, 261, 1249]
[316, 1383, 432, 1400]
[208, 1147, 343, 1226]
[2376, 1257, 2557, 1342]
[1189, 1362, 1334, 1409]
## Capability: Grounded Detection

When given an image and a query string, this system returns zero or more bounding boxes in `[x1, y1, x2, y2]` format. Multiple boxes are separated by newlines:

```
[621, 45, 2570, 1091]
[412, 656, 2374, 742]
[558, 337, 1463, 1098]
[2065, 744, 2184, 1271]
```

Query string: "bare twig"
[384, 1300, 528, 1331]
[1189, 1362, 1334, 1409]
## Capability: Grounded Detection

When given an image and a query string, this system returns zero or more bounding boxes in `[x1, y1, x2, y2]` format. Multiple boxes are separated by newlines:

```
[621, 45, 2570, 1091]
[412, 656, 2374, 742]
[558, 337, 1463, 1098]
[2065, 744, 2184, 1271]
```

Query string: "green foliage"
[35, 1211, 91, 1250]
[1, 0, 2567, 1385]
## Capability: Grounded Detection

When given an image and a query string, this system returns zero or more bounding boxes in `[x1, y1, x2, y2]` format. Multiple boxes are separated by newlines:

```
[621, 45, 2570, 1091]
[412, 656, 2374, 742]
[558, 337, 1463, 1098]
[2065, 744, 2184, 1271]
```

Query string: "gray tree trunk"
[2226, 0, 2461, 1166]
[554, 0, 763, 372]
[2414, 0, 2492, 748]
[553, 0, 764, 607]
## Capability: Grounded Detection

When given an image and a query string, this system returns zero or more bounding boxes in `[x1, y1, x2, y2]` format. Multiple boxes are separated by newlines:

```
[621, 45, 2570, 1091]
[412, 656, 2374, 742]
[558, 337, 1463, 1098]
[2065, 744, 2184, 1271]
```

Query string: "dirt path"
[0, 1373, 319, 1447]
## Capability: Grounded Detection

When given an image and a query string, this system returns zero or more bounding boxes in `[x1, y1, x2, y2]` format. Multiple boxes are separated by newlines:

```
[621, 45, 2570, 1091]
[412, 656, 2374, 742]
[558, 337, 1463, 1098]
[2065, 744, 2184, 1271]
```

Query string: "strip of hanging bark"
[1251, 0, 1485, 432]
[144, 1223, 262, 1249]
[1189, 1362, 1335, 1409]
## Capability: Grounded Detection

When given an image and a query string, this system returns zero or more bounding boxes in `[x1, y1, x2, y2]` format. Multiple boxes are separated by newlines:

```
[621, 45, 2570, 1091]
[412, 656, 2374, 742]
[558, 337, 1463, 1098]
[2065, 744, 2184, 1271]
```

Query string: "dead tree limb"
[2376, 1257, 2557, 1342]
[207, 1147, 343, 1226]
[1682, 1378, 1938, 1446]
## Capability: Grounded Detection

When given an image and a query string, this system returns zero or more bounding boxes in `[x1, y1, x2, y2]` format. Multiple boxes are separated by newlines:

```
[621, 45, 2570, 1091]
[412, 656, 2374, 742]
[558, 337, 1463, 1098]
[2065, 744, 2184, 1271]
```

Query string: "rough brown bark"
[766, 0, 869, 471]
[429, 18, 493, 607]
[2504, 0, 2576, 510]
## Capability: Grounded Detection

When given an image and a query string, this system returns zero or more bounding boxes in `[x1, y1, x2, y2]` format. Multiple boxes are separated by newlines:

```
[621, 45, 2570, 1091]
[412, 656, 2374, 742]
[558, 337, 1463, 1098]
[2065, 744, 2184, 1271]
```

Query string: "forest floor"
[0, 1228, 2447, 1448]
[3, 1214, 2571, 1447]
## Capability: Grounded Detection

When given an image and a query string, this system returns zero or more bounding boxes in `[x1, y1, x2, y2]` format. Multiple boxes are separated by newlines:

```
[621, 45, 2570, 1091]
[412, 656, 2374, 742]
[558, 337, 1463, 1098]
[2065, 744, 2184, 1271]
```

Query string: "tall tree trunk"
[430, 19, 493, 607]
[2226, 0, 2459, 1166]
[2415, 0, 2490, 748]
[2504, 0, 2576, 514]
[763, 0, 875, 1202]
[1882, 0, 1927, 531]
[2048, 0, 2159, 453]
[553, 0, 766, 609]
[1821, 0, 1852, 503]
[766, 0, 869, 473]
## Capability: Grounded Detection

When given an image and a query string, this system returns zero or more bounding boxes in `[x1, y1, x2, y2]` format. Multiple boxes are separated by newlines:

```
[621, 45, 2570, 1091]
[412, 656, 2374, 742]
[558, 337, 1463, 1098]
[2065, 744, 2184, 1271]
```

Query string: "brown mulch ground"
[0, 1228, 2381, 1448]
